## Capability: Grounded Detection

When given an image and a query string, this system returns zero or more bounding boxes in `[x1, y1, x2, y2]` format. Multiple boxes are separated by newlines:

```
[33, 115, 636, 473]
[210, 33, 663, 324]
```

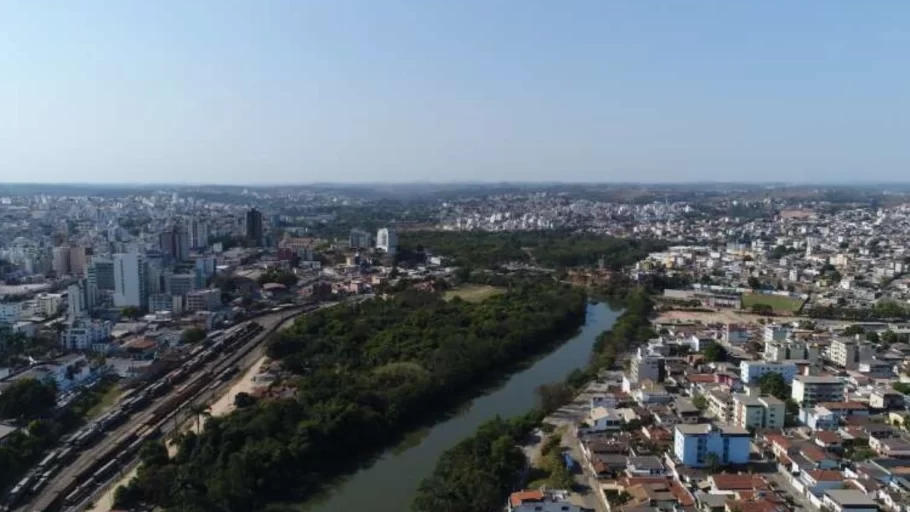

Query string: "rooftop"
[676, 423, 749, 436]
[824, 489, 877, 507]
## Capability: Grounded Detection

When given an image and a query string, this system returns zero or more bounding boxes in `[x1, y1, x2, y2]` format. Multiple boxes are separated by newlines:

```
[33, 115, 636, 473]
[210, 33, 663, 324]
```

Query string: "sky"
[2, 1, 910, 185]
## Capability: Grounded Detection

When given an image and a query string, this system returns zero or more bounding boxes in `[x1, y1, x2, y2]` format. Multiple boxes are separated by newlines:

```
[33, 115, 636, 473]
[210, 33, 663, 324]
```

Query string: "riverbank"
[313, 302, 619, 512]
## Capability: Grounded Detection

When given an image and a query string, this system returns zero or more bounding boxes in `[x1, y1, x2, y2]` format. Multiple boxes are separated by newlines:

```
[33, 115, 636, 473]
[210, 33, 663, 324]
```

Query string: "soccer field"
[741, 293, 805, 313]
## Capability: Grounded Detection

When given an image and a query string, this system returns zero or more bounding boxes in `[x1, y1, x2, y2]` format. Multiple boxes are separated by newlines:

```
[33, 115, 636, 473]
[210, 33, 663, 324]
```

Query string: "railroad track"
[10, 305, 317, 512]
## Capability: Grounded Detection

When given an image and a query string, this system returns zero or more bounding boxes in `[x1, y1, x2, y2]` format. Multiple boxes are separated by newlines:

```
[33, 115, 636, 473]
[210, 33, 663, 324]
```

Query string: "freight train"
[4, 319, 270, 512]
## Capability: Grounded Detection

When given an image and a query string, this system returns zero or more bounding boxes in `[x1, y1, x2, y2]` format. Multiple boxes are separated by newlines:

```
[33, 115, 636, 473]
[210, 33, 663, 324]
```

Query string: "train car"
[37, 451, 58, 471]
[93, 459, 120, 481]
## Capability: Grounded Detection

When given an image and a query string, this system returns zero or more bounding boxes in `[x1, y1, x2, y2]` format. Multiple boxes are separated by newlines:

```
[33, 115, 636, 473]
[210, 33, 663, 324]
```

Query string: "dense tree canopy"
[0, 378, 57, 420]
[119, 284, 587, 511]
[412, 414, 539, 512]
[398, 230, 665, 270]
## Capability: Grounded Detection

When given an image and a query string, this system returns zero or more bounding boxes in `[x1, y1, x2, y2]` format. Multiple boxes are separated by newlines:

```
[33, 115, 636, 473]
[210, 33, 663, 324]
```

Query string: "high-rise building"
[350, 229, 372, 249]
[88, 258, 116, 291]
[52, 246, 70, 276]
[159, 225, 190, 262]
[68, 246, 87, 276]
[189, 219, 210, 249]
[246, 208, 263, 247]
[166, 273, 196, 297]
[67, 279, 92, 320]
[113, 253, 148, 309]
[376, 227, 397, 255]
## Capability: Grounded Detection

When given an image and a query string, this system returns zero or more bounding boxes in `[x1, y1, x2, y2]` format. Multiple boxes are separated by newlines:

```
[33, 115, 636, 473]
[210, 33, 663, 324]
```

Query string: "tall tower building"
[246, 208, 263, 247]
[376, 228, 398, 255]
[189, 219, 210, 249]
[52, 246, 70, 276]
[159, 225, 190, 262]
[67, 279, 92, 320]
[68, 246, 87, 276]
[113, 253, 148, 309]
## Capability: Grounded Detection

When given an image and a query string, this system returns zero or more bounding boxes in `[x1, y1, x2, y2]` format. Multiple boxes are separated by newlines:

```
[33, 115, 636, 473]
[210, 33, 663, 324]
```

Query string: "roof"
[815, 431, 841, 444]
[0, 423, 20, 441]
[819, 401, 868, 410]
[676, 423, 749, 436]
[687, 374, 716, 383]
[807, 470, 844, 482]
[509, 490, 545, 507]
[824, 489, 877, 507]
[710, 474, 769, 491]
[795, 375, 842, 384]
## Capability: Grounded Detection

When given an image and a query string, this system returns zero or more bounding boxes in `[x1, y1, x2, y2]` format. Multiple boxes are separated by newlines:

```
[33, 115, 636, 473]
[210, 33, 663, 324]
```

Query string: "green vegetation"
[529, 434, 573, 490]
[181, 327, 207, 344]
[442, 284, 504, 303]
[0, 378, 56, 420]
[83, 380, 123, 419]
[703, 344, 728, 362]
[808, 299, 910, 321]
[741, 293, 804, 314]
[116, 284, 587, 511]
[758, 373, 790, 401]
[398, 230, 666, 270]
[257, 268, 298, 288]
[412, 413, 541, 512]
[893, 382, 910, 395]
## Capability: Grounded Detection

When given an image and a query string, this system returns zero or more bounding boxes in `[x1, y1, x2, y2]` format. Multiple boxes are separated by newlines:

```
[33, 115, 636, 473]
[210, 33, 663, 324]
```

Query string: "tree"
[0, 378, 57, 420]
[692, 394, 708, 410]
[844, 324, 865, 337]
[121, 306, 143, 320]
[234, 392, 256, 408]
[751, 303, 773, 316]
[747, 277, 761, 289]
[188, 403, 211, 434]
[703, 344, 728, 362]
[705, 452, 721, 473]
[536, 382, 574, 414]
[182, 327, 207, 344]
[758, 372, 789, 400]
[865, 331, 880, 343]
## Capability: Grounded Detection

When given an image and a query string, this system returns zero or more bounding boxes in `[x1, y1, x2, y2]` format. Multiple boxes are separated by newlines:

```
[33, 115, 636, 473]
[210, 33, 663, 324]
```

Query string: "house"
[673, 423, 750, 467]
[822, 489, 879, 512]
[800, 406, 839, 430]
[507, 489, 583, 512]
[870, 388, 905, 410]
[708, 474, 771, 494]
[800, 470, 845, 497]
[818, 401, 870, 419]
[869, 435, 910, 457]
[626, 456, 667, 477]
[814, 431, 843, 452]
[589, 407, 623, 432]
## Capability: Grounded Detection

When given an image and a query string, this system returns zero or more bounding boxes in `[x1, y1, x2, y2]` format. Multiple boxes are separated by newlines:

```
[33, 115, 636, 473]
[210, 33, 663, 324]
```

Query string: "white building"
[34, 293, 64, 317]
[67, 279, 93, 320]
[62, 319, 112, 351]
[113, 253, 148, 309]
[740, 361, 797, 385]
[732, 394, 785, 429]
[792, 375, 845, 408]
[828, 337, 874, 370]
[763, 324, 790, 342]
[630, 348, 666, 385]
[376, 227, 398, 255]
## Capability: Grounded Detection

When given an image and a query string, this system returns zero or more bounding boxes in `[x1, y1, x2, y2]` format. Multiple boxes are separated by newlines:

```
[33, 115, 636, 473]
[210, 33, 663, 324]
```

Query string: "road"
[18, 307, 309, 512]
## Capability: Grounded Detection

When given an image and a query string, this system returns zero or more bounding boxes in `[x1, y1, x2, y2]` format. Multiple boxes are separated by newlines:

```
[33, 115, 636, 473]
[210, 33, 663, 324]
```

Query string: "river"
[301, 302, 620, 512]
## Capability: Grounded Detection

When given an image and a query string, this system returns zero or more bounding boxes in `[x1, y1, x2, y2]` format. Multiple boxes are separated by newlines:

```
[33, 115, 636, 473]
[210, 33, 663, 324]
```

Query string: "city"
[1, 184, 910, 512]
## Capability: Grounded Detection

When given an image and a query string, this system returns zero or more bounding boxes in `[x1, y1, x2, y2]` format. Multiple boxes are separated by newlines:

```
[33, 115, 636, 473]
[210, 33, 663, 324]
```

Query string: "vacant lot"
[741, 293, 805, 314]
[443, 284, 504, 303]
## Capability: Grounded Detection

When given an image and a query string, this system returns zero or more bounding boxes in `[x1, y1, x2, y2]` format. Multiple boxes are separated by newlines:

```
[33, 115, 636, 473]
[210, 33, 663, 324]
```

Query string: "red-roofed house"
[709, 474, 770, 493]
[814, 431, 843, 452]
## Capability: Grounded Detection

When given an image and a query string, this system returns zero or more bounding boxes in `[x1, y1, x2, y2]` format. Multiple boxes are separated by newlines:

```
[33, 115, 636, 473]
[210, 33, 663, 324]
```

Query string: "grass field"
[741, 293, 805, 314]
[84, 383, 124, 419]
[443, 284, 505, 303]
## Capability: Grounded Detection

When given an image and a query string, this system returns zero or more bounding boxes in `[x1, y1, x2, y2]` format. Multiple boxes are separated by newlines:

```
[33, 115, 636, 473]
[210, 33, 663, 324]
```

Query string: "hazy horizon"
[3, 1, 910, 184]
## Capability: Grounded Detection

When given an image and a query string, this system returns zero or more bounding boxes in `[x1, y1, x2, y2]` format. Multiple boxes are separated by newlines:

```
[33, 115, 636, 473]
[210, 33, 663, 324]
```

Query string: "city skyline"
[3, 1, 910, 184]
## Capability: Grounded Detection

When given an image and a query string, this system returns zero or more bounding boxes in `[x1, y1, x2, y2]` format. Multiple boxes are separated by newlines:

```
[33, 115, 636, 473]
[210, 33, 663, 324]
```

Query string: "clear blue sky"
[2, 1, 909, 184]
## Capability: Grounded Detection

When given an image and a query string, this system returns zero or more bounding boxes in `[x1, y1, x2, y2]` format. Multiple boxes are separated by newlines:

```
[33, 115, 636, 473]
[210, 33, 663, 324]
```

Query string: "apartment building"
[732, 394, 785, 430]
[764, 340, 821, 363]
[828, 338, 874, 370]
[740, 361, 797, 385]
[673, 423, 750, 467]
[792, 376, 845, 408]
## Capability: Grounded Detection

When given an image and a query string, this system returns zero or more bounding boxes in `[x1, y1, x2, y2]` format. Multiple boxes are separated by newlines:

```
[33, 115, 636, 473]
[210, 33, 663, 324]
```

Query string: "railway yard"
[4, 304, 319, 512]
